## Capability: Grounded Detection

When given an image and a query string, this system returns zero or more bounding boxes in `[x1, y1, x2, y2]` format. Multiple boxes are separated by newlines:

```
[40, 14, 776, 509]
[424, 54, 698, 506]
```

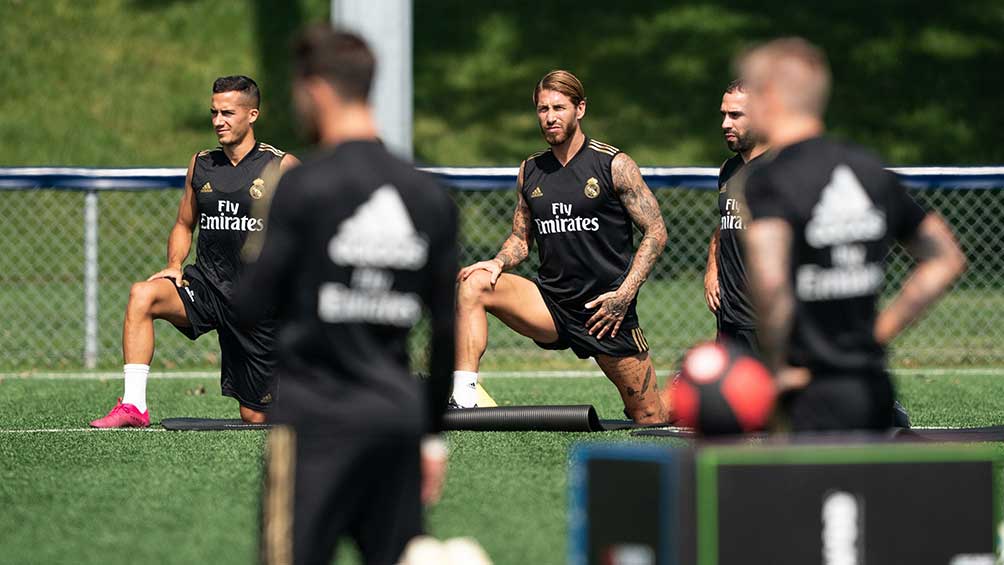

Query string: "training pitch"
[2, 370, 1004, 564]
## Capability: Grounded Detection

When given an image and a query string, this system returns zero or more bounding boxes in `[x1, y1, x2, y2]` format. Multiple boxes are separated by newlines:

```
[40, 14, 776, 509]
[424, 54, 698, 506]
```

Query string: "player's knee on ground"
[457, 269, 496, 308]
[240, 405, 267, 424]
[625, 401, 663, 424]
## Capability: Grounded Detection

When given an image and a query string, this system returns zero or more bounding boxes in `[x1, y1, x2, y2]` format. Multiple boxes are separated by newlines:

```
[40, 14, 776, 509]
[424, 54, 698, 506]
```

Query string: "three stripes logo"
[587, 139, 619, 157]
[530, 186, 544, 198]
[200, 182, 212, 193]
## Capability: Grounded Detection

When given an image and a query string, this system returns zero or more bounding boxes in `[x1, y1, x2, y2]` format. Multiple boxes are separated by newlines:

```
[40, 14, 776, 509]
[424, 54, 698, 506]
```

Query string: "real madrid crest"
[584, 177, 600, 199]
[249, 178, 265, 199]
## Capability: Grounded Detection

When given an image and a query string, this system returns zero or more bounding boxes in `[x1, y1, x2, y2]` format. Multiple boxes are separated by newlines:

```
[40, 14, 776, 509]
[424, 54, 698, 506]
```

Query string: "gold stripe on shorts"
[632, 328, 650, 352]
[263, 425, 296, 565]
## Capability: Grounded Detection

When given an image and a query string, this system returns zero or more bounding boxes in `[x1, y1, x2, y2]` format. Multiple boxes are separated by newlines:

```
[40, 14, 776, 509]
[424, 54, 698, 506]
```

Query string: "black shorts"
[782, 374, 895, 432]
[171, 265, 277, 412]
[260, 427, 423, 565]
[716, 318, 761, 358]
[533, 284, 650, 359]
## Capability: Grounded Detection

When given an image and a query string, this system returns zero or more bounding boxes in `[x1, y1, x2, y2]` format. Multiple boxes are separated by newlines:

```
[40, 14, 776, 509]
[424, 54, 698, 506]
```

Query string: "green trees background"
[1, 0, 1001, 166]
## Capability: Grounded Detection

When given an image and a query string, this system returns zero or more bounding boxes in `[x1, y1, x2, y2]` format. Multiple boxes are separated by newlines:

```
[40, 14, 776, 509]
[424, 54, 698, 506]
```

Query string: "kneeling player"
[454, 70, 671, 423]
[90, 76, 298, 428]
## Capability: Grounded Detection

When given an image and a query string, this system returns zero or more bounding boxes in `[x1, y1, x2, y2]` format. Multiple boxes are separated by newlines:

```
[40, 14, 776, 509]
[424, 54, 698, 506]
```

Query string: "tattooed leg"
[595, 352, 668, 424]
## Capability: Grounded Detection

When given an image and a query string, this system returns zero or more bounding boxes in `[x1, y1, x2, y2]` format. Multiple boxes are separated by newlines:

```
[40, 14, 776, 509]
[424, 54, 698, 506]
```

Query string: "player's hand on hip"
[775, 366, 811, 393]
[585, 289, 632, 340]
[704, 271, 720, 313]
[420, 436, 448, 505]
[147, 267, 184, 286]
[457, 259, 504, 286]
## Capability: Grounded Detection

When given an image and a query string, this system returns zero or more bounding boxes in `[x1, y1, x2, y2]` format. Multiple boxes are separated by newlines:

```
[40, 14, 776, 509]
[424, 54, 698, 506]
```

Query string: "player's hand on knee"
[146, 267, 184, 286]
[704, 271, 720, 313]
[457, 259, 503, 286]
[585, 290, 631, 340]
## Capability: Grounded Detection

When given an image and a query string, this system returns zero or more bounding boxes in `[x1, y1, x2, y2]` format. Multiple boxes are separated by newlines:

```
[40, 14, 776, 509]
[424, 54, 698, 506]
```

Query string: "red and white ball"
[672, 341, 776, 435]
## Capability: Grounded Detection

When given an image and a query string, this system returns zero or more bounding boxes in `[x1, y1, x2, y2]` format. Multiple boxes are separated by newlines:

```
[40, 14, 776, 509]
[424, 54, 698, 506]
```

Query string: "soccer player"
[90, 76, 299, 428]
[234, 28, 456, 565]
[738, 38, 966, 431]
[454, 70, 671, 423]
[704, 79, 768, 354]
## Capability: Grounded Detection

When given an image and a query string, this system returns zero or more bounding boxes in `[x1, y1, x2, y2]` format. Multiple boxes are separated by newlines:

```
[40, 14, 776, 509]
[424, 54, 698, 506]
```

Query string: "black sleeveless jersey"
[190, 141, 285, 298]
[716, 153, 759, 328]
[521, 138, 634, 311]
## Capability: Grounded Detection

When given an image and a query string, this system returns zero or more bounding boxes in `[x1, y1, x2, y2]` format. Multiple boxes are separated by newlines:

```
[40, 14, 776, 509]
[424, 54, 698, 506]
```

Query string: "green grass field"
[2, 371, 1004, 564]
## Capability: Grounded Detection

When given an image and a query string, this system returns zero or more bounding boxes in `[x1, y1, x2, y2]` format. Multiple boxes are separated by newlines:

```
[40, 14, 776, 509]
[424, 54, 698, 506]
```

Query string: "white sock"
[122, 364, 149, 413]
[452, 371, 479, 408]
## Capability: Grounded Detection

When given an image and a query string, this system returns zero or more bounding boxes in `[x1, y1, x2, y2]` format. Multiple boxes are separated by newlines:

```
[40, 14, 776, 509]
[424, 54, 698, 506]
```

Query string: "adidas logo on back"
[805, 164, 886, 248]
[328, 185, 429, 270]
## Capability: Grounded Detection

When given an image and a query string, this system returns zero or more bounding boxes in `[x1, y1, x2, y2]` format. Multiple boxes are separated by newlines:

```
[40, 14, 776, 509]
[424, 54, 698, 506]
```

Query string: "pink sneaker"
[90, 398, 150, 428]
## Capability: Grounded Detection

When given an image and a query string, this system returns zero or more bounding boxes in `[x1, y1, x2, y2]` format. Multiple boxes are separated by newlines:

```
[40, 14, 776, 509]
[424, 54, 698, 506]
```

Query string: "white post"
[332, 0, 413, 160]
[84, 190, 99, 369]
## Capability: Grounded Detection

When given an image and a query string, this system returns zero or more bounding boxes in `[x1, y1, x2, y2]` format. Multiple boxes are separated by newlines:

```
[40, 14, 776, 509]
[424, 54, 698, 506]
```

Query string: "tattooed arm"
[457, 161, 533, 285]
[492, 161, 533, 272]
[585, 153, 668, 339]
[744, 218, 795, 371]
[874, 213, 966, 346]
[744, 218, 812, 390]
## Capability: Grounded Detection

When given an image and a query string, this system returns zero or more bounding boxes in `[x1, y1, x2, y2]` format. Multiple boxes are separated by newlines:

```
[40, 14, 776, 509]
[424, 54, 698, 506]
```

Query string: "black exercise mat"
[161, 418, 271, 431]
[894, 425, 1004, 442]
[630, 426, 700, 439]
[442, 405, 653, 432]
[161, 407, 663, 433]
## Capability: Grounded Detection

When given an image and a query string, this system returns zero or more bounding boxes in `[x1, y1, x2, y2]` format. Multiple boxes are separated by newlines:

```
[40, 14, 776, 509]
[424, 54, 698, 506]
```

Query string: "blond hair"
[739, 37, 831, 117]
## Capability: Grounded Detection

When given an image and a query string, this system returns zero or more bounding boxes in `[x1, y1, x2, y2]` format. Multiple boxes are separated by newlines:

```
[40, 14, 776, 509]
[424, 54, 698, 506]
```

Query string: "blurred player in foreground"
[235, 28, 456, 565]
[704, 79, 768, 354]
[454, 70, 672, 423]
[739, 38, 966, 431]
[90, 76, 298, 428]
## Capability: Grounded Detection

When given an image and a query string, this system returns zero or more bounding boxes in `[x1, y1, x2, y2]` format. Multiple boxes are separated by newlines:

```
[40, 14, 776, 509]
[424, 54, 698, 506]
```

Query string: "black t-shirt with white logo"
[190, 141, 284, 298]
[743, 137, 927, 377]
[233, 141, 458, 435]
[521, 138, 635, 312]
[717, 153, 759, 328]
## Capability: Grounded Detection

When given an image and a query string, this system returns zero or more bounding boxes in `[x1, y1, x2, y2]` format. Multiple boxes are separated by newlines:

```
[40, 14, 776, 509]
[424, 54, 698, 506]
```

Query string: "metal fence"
[1, 166, 1002, 373]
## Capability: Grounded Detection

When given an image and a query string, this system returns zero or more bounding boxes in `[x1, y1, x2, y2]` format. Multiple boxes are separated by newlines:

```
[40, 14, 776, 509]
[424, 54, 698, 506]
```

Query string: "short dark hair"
[212, 75, 260, 109]
[293, 26, 375, 102]
[725, 79, 745, 94]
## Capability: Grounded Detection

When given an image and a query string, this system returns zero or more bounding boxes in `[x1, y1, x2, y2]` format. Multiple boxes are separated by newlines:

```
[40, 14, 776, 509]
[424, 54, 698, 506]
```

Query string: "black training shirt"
[521, 138, 635, 312]
[743, 137, 926, 377]
[234, 140, 457, 435]
[190, 142, 284, 298]
[716, 153, 759, 328]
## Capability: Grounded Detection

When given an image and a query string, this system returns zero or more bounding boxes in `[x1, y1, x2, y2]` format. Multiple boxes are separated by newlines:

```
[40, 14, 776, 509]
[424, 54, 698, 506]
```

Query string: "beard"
[542, 119, 578, 146]
[726, 129, 758, 154]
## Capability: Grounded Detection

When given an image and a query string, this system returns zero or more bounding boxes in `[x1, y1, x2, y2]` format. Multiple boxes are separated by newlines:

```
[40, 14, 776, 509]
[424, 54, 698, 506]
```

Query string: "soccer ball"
[672, 340, 776, 435]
